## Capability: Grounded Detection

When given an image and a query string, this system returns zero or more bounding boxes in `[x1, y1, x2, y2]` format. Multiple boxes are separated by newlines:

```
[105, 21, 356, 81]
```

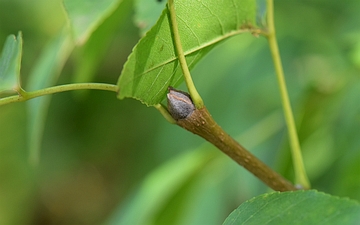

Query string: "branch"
[167, 87, 297, 191]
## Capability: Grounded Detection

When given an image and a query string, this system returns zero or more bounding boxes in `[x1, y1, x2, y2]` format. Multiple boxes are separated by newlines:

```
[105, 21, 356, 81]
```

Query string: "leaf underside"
[117, 0, 258, 106]
[223, 190, 360, 225]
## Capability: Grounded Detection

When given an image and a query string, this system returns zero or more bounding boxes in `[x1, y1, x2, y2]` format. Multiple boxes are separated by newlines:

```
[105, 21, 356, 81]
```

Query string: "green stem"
[265, 0, 310, 188]
[167, 0, 204, 108]
[0, 83, 118, 106]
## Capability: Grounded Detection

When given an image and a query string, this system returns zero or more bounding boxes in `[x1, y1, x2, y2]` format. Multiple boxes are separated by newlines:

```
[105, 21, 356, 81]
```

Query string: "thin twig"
[0, 83, 118, 106]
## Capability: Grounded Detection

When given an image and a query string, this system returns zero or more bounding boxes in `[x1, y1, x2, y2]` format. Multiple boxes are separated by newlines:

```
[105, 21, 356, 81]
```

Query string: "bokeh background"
[0, 0, 359, 224]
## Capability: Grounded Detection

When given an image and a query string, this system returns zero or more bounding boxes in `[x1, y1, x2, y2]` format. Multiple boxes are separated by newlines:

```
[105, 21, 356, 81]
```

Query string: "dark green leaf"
[223, 190, 360, 225]
[63, 0, 123, 44]
[0, 32, 22, 94]
[117, 0, 258, 106]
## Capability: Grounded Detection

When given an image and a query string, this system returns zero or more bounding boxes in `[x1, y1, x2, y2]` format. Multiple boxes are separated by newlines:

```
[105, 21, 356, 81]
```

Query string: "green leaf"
[223, 190, 360, 225]
[63, 0, 123, 44]
[26, 29, 74, 165]
[117, 0, 258, 106]
[0, 32, 22, 94]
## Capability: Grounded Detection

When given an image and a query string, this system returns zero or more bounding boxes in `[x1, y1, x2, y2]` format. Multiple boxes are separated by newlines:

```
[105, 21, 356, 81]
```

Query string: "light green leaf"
[63, 0, 123, 44]
[223, 190, 360, 225]
[117, 0, 258, 106]
[0, 32, 22, 94]
[26, 29, 74, 165]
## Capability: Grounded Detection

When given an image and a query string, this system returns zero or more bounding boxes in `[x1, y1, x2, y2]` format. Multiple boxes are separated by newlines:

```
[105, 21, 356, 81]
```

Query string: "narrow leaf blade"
[223, 190, 360, 225]
[0, 32, 22, 93]
[106, 149, 215, 225]
[117, 0, 258, 106]
[26, 29, 74, 165]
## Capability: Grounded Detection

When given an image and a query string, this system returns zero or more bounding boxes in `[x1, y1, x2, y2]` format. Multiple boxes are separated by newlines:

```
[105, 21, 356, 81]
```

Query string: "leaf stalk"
[167, 0, 204, 108]
[265, 0, 310, 188]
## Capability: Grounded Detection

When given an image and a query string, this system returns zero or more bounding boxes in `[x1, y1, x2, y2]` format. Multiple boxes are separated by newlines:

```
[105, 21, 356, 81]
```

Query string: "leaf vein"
[200, 0, 225, 35]
[264, 196, 311, 224]
[147, 65, 165, 95]
[119, 29, 251, 90]
[177, 15, 201, 45]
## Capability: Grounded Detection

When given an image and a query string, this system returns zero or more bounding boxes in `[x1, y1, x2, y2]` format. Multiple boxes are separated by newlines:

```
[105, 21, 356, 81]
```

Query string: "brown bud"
[167, 87, 195, 120]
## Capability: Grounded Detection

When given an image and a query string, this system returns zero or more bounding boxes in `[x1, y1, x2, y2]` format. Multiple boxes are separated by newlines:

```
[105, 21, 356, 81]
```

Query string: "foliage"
[0, 0, 359, 224]
[117, 0, 257, 106]
[223, 190, 360, 225]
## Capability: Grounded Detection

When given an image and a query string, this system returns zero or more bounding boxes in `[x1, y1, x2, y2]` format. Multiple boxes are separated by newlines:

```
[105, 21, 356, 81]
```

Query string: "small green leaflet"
[0, 32, 23, 94]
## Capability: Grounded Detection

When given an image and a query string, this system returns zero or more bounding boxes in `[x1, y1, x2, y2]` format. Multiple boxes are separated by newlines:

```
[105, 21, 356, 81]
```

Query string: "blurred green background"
[0, 0, 359, 224]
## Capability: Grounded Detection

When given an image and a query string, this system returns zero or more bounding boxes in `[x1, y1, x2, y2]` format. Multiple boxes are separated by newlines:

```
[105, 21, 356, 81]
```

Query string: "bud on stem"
[167, 87, 195, 120]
